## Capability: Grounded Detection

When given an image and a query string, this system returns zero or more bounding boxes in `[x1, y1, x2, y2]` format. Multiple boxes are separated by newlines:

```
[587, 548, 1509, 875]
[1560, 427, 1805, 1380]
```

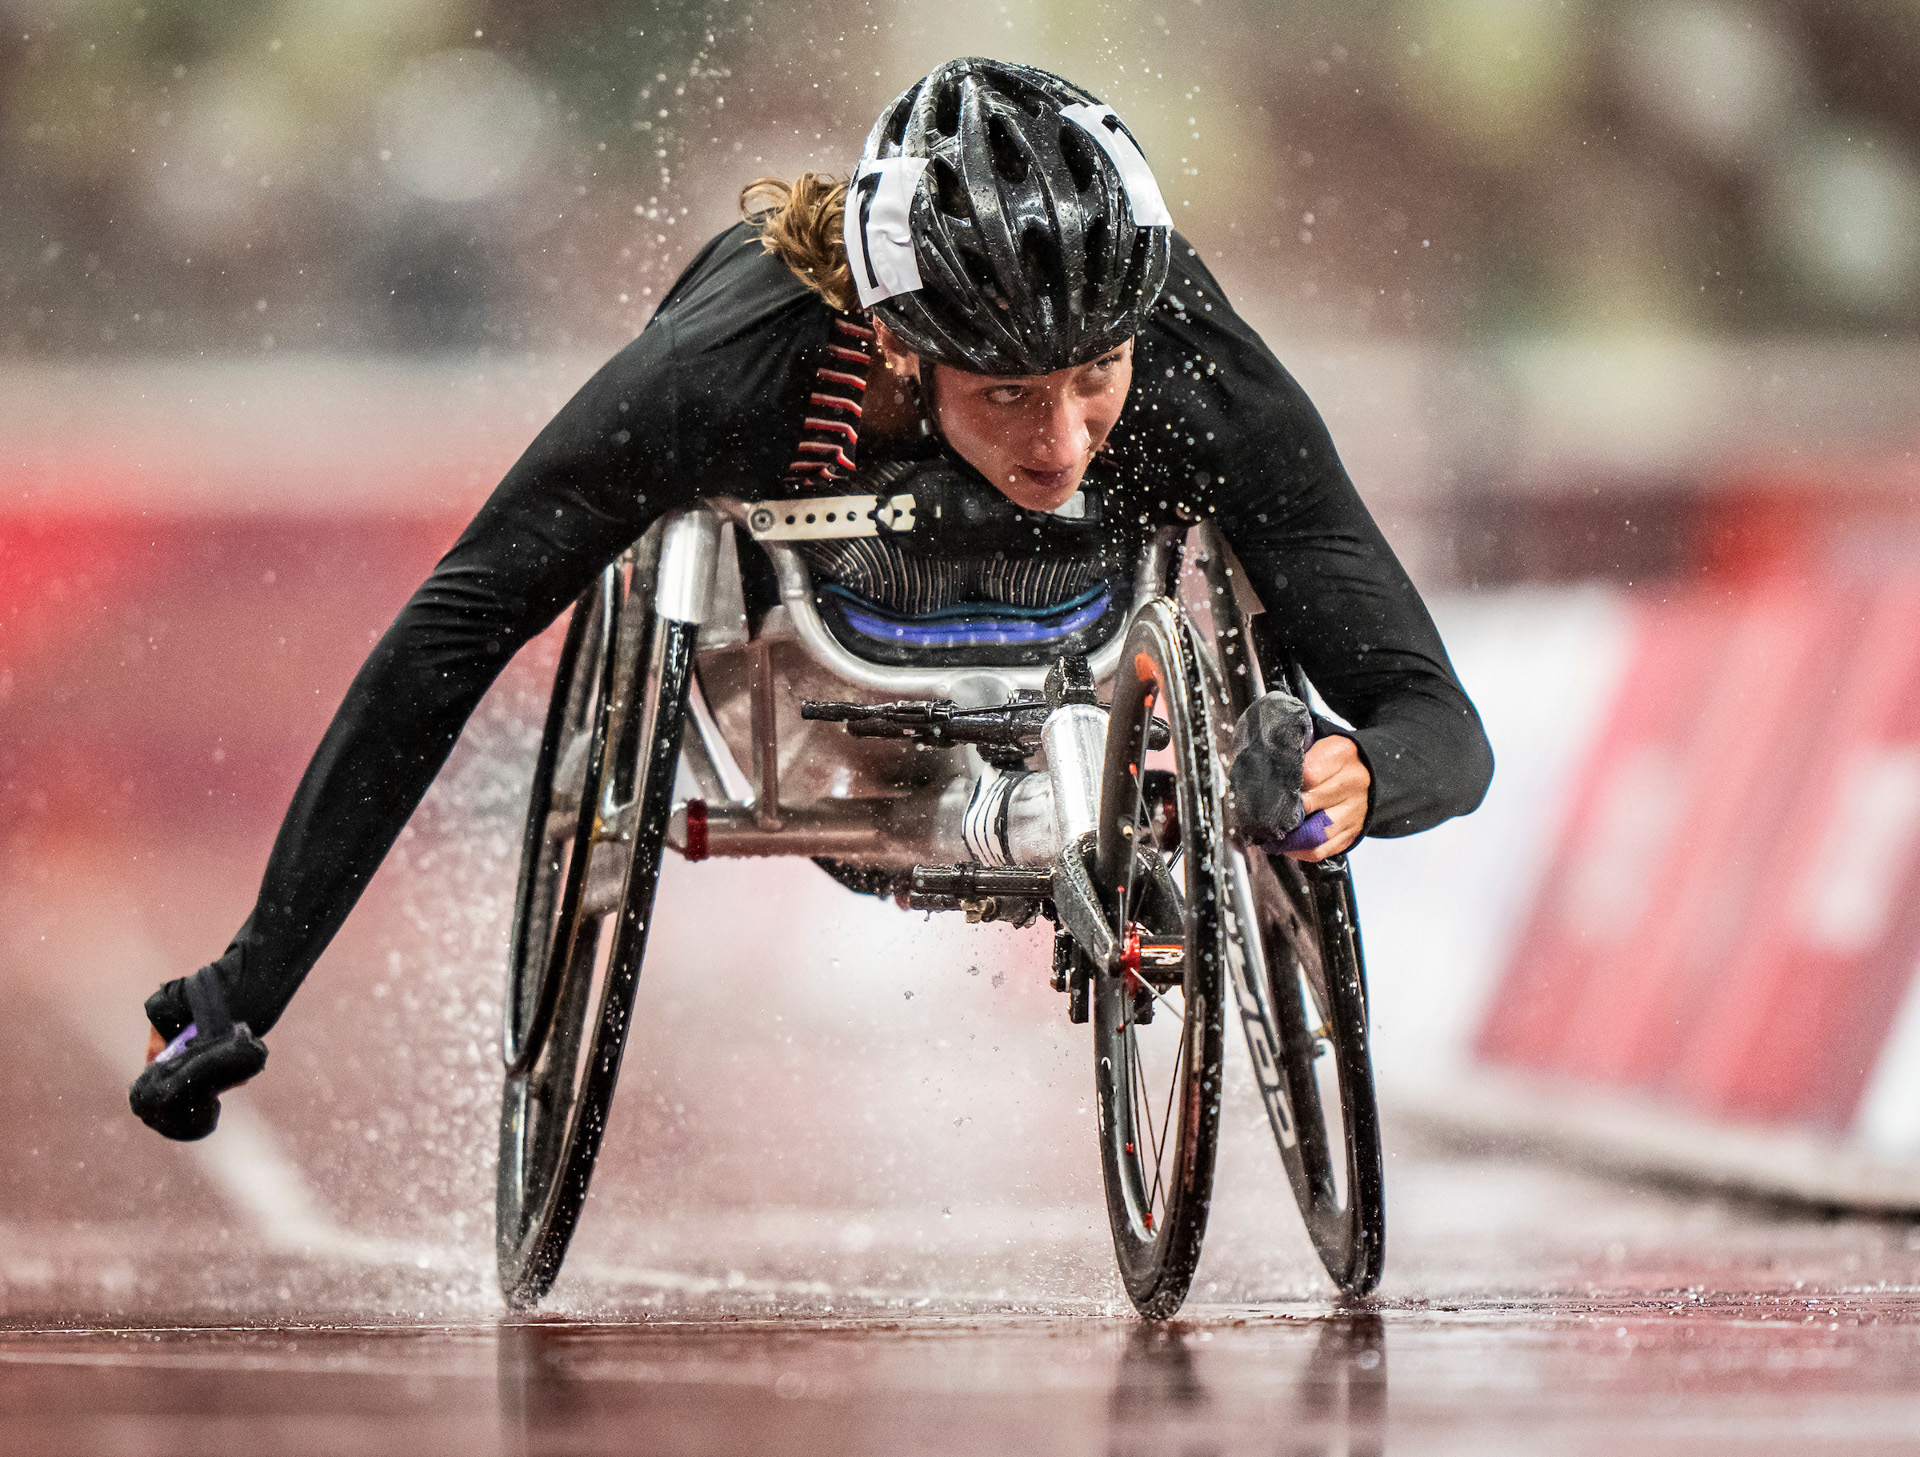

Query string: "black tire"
[497, 545, 695, 1308]
[1227, 844, 1385, 1296]
[1091, 599, 1228, 1319]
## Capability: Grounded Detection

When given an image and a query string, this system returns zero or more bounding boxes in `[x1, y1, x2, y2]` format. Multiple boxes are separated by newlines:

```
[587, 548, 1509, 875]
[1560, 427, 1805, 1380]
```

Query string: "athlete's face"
[875, 327, 1133, 512]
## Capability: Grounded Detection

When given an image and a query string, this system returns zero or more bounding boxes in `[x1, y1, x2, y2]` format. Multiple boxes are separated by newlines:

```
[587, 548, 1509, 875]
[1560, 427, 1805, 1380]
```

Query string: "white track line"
[54, 929, 466, 1270]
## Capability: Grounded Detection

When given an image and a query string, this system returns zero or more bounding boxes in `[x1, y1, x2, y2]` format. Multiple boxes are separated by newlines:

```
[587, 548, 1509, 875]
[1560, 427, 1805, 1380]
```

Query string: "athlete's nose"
[1028, 393, 1091, 470]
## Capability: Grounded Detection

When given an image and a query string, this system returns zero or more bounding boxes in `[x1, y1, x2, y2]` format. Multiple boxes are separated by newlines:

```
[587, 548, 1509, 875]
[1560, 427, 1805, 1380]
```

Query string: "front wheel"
[1091, 600, 1228, 1319]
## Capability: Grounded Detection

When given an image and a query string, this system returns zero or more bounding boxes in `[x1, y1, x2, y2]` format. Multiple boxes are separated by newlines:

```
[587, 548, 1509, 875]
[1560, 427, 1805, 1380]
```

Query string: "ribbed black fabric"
[798, 531, 1109, 614]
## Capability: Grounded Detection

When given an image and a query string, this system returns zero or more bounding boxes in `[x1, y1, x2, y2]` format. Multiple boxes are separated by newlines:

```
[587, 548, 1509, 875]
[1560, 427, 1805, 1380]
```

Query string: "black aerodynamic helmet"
[844, 57, 1173, 376]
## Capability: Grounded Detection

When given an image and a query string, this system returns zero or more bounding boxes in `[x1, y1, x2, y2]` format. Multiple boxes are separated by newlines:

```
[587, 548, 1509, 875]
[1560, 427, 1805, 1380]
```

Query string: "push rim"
[497, 544, 693, 1307]
[503, 567, 619, 1076]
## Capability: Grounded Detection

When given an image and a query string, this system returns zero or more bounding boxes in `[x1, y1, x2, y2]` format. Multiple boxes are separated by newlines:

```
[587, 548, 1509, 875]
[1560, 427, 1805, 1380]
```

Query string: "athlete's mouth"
[1018, 466, 1074, 493]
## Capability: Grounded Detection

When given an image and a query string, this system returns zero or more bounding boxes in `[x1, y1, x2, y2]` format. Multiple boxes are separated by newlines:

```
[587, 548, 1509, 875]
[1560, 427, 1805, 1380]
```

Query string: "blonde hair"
[739, 173, 859, 313]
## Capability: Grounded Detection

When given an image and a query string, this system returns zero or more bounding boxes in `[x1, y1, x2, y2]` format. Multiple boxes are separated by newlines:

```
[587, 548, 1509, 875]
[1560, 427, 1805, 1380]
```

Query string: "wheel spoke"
[1127, 1025, 1162, 1223]
[1127, 1020, 1151, 1151]
[1150, 1010, 1187, 1211]
[1123, 978, 1191, 1236]
[1133, 970, 1184, 1023]
[1144, 1070, 1167, 1222]
[1124, 1017, 1151, 1151]
[1120, 665, 1184, 1235]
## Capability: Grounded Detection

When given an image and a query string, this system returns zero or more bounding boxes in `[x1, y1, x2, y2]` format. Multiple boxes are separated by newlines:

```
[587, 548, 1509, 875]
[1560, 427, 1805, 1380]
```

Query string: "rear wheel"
[1092, 600, 1228, 1319]
[1193, 523, 1385, 1296]
[497, 540, 695, 1307]
[1227, 846, 1385, 1296]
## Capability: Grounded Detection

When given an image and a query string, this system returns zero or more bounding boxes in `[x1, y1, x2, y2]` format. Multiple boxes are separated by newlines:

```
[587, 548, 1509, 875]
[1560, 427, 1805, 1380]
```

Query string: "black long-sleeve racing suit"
[150, 224, 1493, 1039]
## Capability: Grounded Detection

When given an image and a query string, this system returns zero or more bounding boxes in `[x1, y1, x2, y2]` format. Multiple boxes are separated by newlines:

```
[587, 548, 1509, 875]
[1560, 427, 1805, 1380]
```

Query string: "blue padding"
[826, 583, 1113, 647]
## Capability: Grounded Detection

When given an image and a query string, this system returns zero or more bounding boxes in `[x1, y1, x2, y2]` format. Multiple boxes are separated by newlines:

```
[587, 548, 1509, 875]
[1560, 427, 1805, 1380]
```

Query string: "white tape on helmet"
[845, 155, 930, 308]
[1060, 103, 1172, 229]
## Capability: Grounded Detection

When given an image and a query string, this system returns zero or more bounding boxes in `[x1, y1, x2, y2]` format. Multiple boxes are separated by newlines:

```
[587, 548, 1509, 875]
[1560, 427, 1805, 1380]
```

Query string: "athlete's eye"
[986, 385, 1028, 405]
[1076, 353, 1127, 396]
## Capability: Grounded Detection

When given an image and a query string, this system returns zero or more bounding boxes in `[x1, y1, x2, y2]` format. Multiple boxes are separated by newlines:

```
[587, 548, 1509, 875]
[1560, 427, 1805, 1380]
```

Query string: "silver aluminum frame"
[650, 501, 1179, 868]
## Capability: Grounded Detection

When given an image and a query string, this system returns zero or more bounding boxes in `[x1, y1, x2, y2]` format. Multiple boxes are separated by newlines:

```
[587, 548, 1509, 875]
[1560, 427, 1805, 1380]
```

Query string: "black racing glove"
[129, 969, 267, 1141]
[1227, 690, 1332, 854]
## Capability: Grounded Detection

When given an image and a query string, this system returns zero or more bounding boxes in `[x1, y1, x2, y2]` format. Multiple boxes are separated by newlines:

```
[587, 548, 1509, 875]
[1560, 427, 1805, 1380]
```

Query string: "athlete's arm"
[149, 227, 833, 1041]
[1233, 405, 1491, 842]
[169, 336, 680, 1038]
[1120, 240, 1493, 842]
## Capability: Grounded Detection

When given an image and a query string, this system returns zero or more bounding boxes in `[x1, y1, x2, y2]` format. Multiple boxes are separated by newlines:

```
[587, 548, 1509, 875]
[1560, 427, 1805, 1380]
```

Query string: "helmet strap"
[917, 362, 945, 445]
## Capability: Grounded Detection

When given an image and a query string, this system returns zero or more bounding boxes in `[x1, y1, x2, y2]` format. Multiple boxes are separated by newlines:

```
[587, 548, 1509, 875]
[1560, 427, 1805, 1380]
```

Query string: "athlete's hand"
[1290, 735, 1369, 863]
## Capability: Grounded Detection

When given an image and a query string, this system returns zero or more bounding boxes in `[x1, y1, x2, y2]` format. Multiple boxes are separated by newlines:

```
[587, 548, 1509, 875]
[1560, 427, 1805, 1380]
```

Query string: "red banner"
[1477, 583, 1866, 1102]
[1672, 579, 1920, 1128]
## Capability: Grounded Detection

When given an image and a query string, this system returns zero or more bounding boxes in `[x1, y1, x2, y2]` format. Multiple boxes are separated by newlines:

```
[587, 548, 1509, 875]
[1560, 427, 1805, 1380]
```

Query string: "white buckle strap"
[744, 492, 916, 542]
[963, 764, 1029, 868]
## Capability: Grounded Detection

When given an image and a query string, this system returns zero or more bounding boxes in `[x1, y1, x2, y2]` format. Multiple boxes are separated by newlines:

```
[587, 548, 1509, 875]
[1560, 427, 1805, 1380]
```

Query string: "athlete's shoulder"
[1140, 231, 1260, 347]
[1135, 230, 1315, 421]
[1110, 229, 1329, 506]
[525, 221, 837, 485]
[581, 220, 832, 425]
[650, 220, 827, 345]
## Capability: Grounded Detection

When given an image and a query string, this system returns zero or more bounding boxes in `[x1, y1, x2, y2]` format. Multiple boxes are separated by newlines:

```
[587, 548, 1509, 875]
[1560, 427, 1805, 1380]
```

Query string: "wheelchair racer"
[132, 58, 1494, 1141]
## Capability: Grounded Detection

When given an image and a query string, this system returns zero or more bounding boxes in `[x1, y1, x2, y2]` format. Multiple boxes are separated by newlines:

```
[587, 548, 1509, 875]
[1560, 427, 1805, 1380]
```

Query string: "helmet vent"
[933, 81, 962, 139]
[1084, 216, 1110, 287]
[932, 157, 969, 221]
[1120, 228, 1152, 300]
[1020, 225, 1056, 291]
[986, 113, 1031, 185]
[1059, 124, 1100, 195]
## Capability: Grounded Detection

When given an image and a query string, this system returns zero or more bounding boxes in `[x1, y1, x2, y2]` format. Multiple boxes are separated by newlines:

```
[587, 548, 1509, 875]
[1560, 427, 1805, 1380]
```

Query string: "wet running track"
[7, 1177, 1920, 1455]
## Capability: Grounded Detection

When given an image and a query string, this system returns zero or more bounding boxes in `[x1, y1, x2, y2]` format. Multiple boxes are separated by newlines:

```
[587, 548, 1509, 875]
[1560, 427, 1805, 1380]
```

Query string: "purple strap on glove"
[130, 970, 269, 1141]
[1278, 809, 1332, 854]
[154, 1024, 197, 1065]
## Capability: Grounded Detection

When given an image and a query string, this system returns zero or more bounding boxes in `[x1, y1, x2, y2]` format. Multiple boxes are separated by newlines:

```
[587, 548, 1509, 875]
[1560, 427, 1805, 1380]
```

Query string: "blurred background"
[6, 0, 1920, 1321]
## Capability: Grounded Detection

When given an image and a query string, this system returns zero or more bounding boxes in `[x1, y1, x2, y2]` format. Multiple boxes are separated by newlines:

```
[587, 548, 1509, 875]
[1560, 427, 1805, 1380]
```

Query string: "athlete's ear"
[872, 321, 922, 384]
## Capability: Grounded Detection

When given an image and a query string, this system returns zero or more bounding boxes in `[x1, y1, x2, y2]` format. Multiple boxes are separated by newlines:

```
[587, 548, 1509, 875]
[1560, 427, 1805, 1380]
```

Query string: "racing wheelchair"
[495, 492, 1384, 1318]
